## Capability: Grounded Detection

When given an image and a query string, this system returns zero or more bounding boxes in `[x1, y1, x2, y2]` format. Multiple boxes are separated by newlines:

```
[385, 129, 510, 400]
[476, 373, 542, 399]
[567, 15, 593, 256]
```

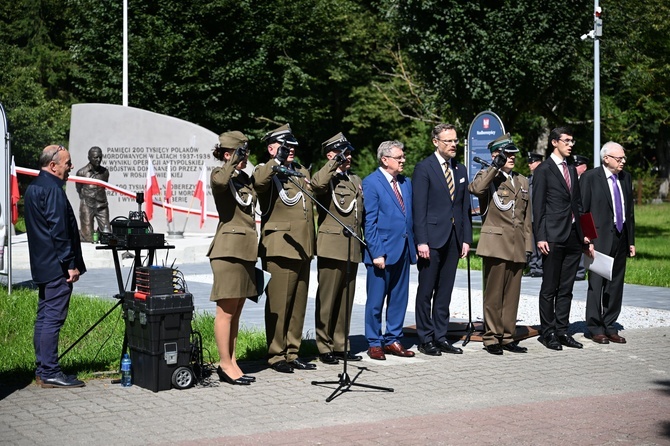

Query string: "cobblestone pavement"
[4, 234, 670, 445]
[1, 327, 669, 445]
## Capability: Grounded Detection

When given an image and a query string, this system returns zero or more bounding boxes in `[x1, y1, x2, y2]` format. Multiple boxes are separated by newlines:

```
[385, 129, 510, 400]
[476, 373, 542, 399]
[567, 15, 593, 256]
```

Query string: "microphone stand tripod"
[282, 174, 393, 401]
[461, 252, 476, 346]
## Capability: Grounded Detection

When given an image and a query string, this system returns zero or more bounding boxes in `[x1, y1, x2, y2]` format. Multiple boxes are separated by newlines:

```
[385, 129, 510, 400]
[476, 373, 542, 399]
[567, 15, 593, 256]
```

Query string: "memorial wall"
[67, 103, 224, 235]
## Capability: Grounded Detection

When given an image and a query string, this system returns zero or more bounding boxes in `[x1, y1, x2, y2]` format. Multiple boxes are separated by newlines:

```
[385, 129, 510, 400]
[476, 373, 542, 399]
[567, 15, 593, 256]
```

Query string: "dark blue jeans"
[34, 277, 72, 379]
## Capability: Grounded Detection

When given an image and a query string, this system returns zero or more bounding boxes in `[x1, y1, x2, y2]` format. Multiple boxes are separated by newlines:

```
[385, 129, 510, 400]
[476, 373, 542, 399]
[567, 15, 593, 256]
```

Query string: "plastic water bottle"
[121, 353, 132, 387]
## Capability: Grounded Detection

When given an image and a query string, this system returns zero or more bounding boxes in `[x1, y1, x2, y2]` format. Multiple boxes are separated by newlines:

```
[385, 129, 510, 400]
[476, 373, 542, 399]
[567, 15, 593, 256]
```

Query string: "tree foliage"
[2, 0, 670, 189]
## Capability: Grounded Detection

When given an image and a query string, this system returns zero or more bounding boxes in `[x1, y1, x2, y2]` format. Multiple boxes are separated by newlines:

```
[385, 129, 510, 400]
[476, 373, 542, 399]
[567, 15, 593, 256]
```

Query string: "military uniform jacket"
[253, 159, 315, 260]
[207, 161, 258, 262]
[468, 166, 532, 263]
[311, 159, 363, 262]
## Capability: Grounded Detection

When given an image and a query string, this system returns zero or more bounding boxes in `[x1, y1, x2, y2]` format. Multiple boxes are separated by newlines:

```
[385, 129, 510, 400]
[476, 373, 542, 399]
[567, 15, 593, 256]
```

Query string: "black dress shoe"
[217, 366, 251, 385]
[557, 334, 583, 349]
[289, 358, 317, 370]
[334, 351, 363, 361]
[418, 341, 442, 356]
[502, 342, 528, 353]
[240, 375, 256, 382]
[539, 333, 563, 351]
[270, 360, 294, 373]
[36, 373, 77, 386]
[319, 352, 339, 365]
[435, 340, 463, 354]
[40, 372, 85, 388]
[484, 344, 504, 355]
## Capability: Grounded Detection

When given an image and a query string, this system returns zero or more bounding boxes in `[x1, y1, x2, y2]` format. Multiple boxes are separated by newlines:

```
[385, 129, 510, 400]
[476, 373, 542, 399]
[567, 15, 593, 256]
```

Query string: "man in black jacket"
[532, 128, 592, 351]
[580, 142, 635, 344]
[25, 145, 87, 388]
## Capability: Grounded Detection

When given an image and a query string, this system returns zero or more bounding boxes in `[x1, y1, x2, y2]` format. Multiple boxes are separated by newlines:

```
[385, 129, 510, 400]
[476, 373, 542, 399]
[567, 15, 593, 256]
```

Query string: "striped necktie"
[561, 161, 571, 191]
[391, 178, 405, 214]
[444, 162, 455, 201]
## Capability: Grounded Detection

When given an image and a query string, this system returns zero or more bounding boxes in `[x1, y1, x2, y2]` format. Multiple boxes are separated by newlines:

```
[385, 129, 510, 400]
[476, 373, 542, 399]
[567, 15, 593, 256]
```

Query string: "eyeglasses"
[385, 155, 406, 161]
[558, 138, 576, 146]
[51, 145, 66, 161]
[436, 138, 459, 145]
[606, 154, 627, 163]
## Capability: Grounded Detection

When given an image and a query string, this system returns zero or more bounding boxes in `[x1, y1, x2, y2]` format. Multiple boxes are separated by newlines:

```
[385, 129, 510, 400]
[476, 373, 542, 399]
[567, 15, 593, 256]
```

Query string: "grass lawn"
[0, 288, 306, 386]
[461, 202, 670, 287]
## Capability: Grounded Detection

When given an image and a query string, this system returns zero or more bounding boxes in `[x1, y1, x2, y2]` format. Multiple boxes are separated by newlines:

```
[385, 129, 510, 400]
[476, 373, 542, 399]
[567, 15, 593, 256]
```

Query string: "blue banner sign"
[465, 111, 505, 219]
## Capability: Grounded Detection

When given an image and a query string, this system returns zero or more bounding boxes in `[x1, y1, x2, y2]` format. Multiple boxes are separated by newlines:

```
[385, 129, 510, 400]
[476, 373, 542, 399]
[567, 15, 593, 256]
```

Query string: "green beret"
[218, 131, 248, 149]
[322, 132, 355, 155]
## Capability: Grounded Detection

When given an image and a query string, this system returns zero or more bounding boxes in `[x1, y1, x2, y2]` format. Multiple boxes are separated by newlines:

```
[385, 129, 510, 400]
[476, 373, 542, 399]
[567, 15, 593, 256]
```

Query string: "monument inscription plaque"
[67, 104, 220, 234]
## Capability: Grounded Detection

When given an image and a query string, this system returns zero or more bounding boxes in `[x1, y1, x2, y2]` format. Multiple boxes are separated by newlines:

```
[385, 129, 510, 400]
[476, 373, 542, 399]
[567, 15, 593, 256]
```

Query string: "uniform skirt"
[209, 258, 257, 301]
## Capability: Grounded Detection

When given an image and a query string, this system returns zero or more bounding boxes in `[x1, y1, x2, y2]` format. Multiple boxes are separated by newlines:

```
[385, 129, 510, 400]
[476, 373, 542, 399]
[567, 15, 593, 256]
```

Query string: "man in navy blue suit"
[412, 123, 472, 356]
[24, 145, 87, 388]
[362, 141, 417, 360]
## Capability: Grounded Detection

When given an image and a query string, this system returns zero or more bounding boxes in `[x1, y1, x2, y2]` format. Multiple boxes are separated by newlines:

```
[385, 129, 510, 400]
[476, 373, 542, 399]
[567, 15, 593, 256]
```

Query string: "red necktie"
[561, 161, 571, 191]
[391, 178, 405, 214]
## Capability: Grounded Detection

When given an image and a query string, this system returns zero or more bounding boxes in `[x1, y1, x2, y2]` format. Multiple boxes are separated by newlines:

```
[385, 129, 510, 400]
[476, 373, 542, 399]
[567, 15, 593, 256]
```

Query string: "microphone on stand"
[272, 165, 305, 177]
[473, 156, 491, 167]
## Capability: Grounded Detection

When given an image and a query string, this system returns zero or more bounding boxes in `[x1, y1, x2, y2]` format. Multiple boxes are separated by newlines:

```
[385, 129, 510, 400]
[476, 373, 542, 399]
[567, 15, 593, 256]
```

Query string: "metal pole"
[593, 0, 601, 167]
[123, 0, 128, 107]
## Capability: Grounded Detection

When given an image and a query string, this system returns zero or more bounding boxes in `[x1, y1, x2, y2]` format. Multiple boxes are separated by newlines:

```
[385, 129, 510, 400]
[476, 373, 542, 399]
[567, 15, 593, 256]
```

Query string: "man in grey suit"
[580, 142, 635, 344]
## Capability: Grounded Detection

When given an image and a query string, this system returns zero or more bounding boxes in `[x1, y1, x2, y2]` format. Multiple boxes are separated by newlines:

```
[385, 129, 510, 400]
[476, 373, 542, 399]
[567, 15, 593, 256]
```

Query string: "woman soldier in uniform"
[208, 131, 258, 385]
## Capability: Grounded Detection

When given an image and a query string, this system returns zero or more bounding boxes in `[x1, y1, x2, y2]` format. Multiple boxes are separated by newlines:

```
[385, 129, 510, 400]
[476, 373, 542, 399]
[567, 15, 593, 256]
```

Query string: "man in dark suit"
[532, 127, 593, 351]
[24, 145, 86, 388]
[580, 142, 635, 344]
[412, 123, 472, 356]
[573, 154, 590, 281]
[362, 140, 417, 360]
[525, 152, 544, 277]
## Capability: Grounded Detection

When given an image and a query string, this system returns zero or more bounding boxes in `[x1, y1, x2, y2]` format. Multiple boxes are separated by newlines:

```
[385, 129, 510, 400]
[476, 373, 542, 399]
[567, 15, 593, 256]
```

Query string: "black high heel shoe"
[240, 375, 256, 382]
[216, 366, 251, 385]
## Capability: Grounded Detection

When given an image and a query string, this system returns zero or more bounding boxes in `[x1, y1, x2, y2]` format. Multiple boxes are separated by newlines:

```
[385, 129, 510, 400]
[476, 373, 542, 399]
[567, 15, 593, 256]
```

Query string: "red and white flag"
[193, 163, 207, 228]
[10, 156, 19, 225]
[145, 156, 160, 220]
[165, 162, 173, 223]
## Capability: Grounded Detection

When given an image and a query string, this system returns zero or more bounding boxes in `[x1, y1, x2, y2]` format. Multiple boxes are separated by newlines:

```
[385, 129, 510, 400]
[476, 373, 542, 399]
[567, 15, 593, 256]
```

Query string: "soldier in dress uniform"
[468, 133, 533, 355]
[207, 131, 258, 386]
[76, 147, 110, 242]
[311, 133, 364, 365]
[253, 124, 316, 373]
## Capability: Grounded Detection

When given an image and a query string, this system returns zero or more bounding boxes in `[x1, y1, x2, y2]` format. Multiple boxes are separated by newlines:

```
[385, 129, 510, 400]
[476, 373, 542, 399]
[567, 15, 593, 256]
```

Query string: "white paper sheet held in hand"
[584, 250, 614, 281]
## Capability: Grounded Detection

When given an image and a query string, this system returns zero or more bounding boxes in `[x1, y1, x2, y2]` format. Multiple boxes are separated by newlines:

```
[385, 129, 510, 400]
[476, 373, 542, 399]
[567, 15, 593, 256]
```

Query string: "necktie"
[444, 162, 455, 201]
[561, 161, 571, 191]
[611, 174, 624, 232]
[391, 178, 405, 214]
